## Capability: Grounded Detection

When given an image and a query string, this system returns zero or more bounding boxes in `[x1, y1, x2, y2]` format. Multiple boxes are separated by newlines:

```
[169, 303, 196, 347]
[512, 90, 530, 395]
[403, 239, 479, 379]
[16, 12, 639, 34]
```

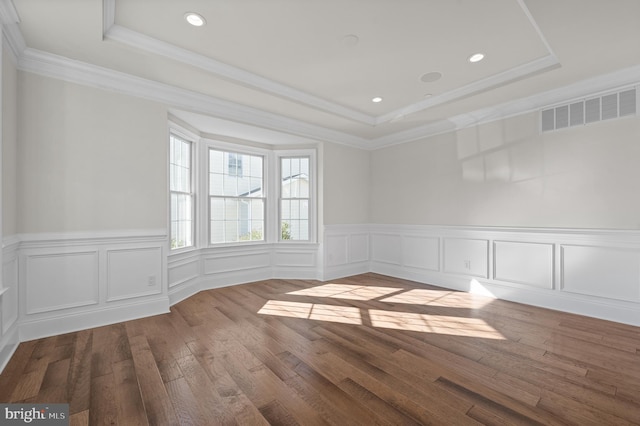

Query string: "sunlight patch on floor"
[258, 300, 362, 324]
[368, 309, 506, 339]
[287, 283, 401, 301]
[381, 288, 493, 309]
[258, 300, 505, 339]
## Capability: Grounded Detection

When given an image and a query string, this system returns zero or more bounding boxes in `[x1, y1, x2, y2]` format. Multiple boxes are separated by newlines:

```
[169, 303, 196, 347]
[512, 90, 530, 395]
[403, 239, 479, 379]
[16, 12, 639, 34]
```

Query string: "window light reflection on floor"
[368, 309, 505, 339]
[257, 301, 505, 340]
[258, 300, 362, 325]
[287, 283, 401, 301]
[381, 288, 493, 309]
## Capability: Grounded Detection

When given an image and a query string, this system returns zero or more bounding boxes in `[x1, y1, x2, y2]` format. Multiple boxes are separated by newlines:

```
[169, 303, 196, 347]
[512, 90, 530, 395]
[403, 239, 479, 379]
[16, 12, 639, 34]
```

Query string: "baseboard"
[168, 279, 201, 305]
[0, 325, 19, 374]
[272, 267, 321, 281]
[321, 262, 370, 282]
[200, 268, 272, 290]
[19, 296, 170, 341]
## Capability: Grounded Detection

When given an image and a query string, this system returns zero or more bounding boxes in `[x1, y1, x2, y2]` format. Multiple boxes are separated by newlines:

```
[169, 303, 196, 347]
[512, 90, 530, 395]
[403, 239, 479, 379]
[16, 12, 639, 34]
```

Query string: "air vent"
[541, 87, 637, 132]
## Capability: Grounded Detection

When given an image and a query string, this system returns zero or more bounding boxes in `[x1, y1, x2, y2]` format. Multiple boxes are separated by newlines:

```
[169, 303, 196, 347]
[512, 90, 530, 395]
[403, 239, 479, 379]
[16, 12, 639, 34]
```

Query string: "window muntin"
[209, 149, 265, 244]
[169, 134, 194, 249]
[280, 156, 310, 241]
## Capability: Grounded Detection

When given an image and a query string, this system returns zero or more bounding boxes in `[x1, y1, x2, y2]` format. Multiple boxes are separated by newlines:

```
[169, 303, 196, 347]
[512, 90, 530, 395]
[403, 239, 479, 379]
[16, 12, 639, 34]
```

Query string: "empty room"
[0, 0, 639, 424]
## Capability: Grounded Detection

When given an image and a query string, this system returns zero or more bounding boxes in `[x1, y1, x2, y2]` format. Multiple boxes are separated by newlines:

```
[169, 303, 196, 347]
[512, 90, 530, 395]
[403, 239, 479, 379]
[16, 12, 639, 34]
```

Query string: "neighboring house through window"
[280, 156, 311, 240]
[209, 149, 264, 243]
[228, 153, 243, 177]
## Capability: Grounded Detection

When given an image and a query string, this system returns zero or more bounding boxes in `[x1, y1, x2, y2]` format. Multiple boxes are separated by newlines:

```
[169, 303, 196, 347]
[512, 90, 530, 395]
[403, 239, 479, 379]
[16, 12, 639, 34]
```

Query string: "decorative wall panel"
[562, 245, 640, 301]
[494, 241, 553, 289]
[25, 251, 99, 314]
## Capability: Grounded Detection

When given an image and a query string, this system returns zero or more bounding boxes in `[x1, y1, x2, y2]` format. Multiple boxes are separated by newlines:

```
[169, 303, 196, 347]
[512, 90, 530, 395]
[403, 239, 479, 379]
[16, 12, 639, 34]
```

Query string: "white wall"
[322, 141, 370, 225]
[17, 72, 168, 233]
[0, 73, 172, 361]
[371, 112, 640, 229]
[2, 46, 17, 238]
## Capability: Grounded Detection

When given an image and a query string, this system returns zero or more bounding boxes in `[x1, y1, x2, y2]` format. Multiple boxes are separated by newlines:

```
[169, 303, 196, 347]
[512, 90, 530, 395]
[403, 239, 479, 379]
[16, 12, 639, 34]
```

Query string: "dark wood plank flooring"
[1, 273, 639, 425]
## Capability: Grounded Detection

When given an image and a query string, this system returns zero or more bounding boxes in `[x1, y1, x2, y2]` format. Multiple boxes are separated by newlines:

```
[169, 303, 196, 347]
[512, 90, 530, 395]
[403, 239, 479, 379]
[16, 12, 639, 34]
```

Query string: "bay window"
[169, 126, 315, 248]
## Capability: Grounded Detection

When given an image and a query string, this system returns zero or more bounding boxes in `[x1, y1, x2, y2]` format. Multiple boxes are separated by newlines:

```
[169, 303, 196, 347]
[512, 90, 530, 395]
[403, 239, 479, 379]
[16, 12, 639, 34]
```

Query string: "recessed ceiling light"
[184, 12, 206, 27]
[372, 97, 383, 103]
[468, 53, 485, 63]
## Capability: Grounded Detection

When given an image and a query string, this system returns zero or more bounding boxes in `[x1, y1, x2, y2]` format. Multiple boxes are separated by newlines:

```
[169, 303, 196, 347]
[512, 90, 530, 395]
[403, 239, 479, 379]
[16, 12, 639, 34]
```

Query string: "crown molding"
[17, 48, 370, 149]
[101, 0, 558, 128]
[369, 63, 640, 149]
[8, 2, 640, 151]
[2, 23, 24, 64]
[0, 0, 24, 63]
[16, 46, 640, 152]
[376, 0, 558, 125]
[0, 0, 19, 25]
[376, 54, 560, 125]
[104, 24, 376, 126]
[101, 0, 373, 126]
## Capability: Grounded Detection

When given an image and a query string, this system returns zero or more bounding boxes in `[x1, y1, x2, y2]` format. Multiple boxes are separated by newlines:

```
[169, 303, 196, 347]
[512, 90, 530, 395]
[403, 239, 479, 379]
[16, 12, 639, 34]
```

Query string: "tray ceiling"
[9, 0, 640, 147]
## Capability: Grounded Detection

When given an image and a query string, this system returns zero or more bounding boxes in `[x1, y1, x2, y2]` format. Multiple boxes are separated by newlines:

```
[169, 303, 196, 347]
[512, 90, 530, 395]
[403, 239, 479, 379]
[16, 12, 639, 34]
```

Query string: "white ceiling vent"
[541, 87, 637, 133]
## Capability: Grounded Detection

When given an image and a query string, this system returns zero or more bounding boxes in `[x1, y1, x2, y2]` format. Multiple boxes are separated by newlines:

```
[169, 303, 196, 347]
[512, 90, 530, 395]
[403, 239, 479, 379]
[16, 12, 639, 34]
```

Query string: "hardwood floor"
[1, 273, 639, 425]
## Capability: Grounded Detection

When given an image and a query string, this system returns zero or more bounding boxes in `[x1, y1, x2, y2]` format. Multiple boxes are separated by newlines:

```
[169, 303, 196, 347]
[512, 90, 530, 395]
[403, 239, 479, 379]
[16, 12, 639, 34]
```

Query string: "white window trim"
[276, 149, 317, 244]
[168, 125, 199, 253]
[205, 140, 270, 246]
[200, 139, 272, 247]
[168, 128, 318, 251]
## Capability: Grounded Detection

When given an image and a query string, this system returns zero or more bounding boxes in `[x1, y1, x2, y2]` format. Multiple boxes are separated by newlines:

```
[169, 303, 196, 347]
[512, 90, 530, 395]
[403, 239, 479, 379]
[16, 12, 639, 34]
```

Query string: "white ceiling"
[8, 0, 640, 148]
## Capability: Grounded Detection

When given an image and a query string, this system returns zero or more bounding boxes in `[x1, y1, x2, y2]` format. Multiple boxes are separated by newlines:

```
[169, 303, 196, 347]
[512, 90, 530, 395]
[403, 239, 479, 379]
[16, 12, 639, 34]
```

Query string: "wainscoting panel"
[371, 234, 402, 265]
[18, 230, 170, 341]
[403, 236, 439, 271]
[273, 245, 319, 279]
[273, 248, 316, 268]
[350, 233, 370, 264]
[561, 244, 640, 301]
[325, 234, 348, 266]
[168, 255, 200, 289]
[443, 238, 489, 278]
[0, 239, 20, 374]
[203, 250, 271, 275]
[2, 243, 19, 334]
[24, 251, 99, 314]
[167, 250, 202, 305]
[323, 225, 371, 280]
[107, 247, 163, 302]
[359, 225, 640, 326]
[494, 241, 554, 289]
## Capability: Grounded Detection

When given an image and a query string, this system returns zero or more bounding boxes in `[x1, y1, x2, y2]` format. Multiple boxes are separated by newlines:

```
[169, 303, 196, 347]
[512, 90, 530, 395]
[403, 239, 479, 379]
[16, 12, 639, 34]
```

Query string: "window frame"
[169, 131, 196, 252]
[277, 149, 317, 243]
[167, 130, 317, 250]
[207, 145, 267, 245]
